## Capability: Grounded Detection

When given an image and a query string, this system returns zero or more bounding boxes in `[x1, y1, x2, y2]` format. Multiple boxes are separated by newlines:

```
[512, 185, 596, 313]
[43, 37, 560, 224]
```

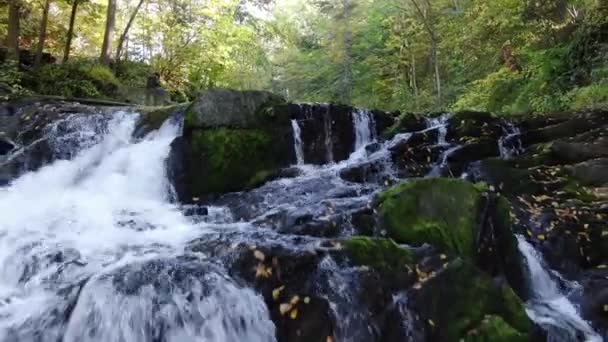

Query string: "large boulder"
[376, 178, 486, 258]
[184, 89, 286, 129]
[375, 178, 528, 296]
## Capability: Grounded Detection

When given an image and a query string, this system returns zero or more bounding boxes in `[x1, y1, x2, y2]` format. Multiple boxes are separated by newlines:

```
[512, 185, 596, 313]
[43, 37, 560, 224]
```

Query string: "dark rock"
[0, 138, 15, 155]
[408, 259, 533, 341]
[519, 110, 608, 147]
[550, 138, 608, 164]
[182, 205, 208, 217]
[339, 161, 385, 184]
[291, 103, 356, 164]
[566, 158, 608, 186]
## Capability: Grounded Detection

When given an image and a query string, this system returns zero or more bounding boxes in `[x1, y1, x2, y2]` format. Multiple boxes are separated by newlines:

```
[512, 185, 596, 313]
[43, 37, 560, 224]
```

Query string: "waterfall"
[291, 119, 305, 165]
[516, 236, 601, 341]
[425, 114, 450, 146]
[499, 121, 523, 159]
[324, 108, 334, 163]
[352, 109, 376, 151]
[0, 111, 275, 342]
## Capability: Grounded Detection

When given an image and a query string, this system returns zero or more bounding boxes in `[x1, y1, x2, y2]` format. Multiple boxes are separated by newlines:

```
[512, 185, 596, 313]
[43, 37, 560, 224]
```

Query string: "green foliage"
[33, 60, 121, 99]
[114, 60, 153, 88]
[567, 83, 608, 109]
[0, 61, 30, 98]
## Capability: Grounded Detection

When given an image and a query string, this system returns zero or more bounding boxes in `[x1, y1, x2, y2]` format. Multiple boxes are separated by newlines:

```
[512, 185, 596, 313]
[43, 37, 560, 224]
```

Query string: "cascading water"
[291, 119, 305, 165]
[0, 111, 275, 342]
[352, 109, 376, 151]
[516, 236, 602, 341]
[425, 114, 450, 146]
[499, 121, 523, 159]
[324, 108, 334, 164]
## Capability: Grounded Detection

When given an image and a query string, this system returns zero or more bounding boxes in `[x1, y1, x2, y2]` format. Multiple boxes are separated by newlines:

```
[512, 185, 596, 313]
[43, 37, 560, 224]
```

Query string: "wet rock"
[0, 138, 14, 155]
[291, 103, 356, 164]
[181, 205, 208, 216]
[566, 158, 608, 186]
[339, 160, 385, 184]
[132, 103, 188, 138]
[447, 111, 503, 141]
[409, 259, 533, 341]
[227, 245, 335, 342]
[384, 112, 427, 137]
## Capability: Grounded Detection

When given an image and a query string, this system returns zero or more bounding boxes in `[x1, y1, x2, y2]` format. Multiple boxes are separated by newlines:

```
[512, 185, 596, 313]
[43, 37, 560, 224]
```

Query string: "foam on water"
[517, 236, 601, 341]
[0, 111, 275, 341]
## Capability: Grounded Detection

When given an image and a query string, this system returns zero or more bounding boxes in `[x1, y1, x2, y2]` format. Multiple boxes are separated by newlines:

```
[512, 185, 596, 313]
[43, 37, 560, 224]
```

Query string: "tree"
[100, 0, 117, 64]
[6, 0, 21, 61]
[408, 0, 441, 103]
[114, 0, 145, 62]
[34, 0, 52, 69]
[63, 0, 80, 63]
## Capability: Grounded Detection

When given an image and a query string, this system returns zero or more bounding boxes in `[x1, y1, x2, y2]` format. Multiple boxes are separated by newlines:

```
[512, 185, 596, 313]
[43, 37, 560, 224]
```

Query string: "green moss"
[465, 315, 529, 342]
[191, 128, 275, 194]
[377, 178, 486, 258]
[343, 237, 414, 273]
[423, 259, 532, 340]
[137, 103, 189, 131]
[563, 180, 599, 203]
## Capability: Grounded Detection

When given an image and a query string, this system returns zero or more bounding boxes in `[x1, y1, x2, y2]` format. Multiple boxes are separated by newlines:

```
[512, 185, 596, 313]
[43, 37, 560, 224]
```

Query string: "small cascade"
[291, 119, 305, 165]
[517, 236, 602, 341]
[324, 108, 334, 164]
[425, 114, 450, 145]
[426, 145, 463, 178]
[352, 109, 376, 151]
[499, 121, 523, 159]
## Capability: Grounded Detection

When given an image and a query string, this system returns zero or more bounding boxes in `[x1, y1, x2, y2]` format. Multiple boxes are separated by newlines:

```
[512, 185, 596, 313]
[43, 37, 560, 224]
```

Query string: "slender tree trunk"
[115, 0, 145, 63]
[411, 48, 418, 98]
[410, 0, 442, 103]
[100, 0, 117, 65]
[432, 40, 441, 103]
[340, 0, 353, 105]
[34, 0, 52, 70]
[7, 0, 21, 61]
[63, 0, 79, 63]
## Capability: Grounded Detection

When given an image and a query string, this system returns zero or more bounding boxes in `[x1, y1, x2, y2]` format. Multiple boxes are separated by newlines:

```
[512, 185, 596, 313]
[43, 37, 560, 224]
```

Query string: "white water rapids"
[0, 111, 275, 342]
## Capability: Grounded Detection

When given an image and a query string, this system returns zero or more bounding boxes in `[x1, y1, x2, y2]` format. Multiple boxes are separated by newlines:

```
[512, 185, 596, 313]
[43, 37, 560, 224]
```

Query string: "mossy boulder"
[134, 103, 189, 137]
[343, 237, 414, 274]
[410, 259, 533, 341]
[376, 178, 486, 258]
[168, 90, 296, 200]
[188, 128, 284, 194]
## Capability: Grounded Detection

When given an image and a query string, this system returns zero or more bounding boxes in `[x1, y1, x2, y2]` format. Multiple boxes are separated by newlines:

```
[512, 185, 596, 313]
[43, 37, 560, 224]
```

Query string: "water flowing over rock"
[1, 93, 607, 341]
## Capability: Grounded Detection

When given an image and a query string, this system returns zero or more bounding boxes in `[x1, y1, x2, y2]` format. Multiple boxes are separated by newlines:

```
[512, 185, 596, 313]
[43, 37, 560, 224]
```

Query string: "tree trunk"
[339, 0, 353, 105]
[432, 40, 442, 103]
[100, 0, 117, 65]
[115, 0, 145, 63]
[6, 0, 21, 61]
[63, 0, 79, 63]
[34, 0, 52, 70]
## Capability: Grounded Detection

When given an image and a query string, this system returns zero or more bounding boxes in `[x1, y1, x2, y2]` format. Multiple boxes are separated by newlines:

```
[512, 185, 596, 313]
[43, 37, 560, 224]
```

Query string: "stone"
[566, 158, 608, 186]
[184, 89, 286, 129]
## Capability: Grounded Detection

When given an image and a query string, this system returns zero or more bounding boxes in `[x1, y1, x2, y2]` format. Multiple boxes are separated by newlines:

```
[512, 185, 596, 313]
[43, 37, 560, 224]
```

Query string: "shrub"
[33, 59, 122, 99]
[567, 83, 608, 110]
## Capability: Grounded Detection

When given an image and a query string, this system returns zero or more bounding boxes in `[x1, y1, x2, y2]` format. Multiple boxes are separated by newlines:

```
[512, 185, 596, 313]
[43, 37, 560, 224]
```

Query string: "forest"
[1, 0, 607, 113]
